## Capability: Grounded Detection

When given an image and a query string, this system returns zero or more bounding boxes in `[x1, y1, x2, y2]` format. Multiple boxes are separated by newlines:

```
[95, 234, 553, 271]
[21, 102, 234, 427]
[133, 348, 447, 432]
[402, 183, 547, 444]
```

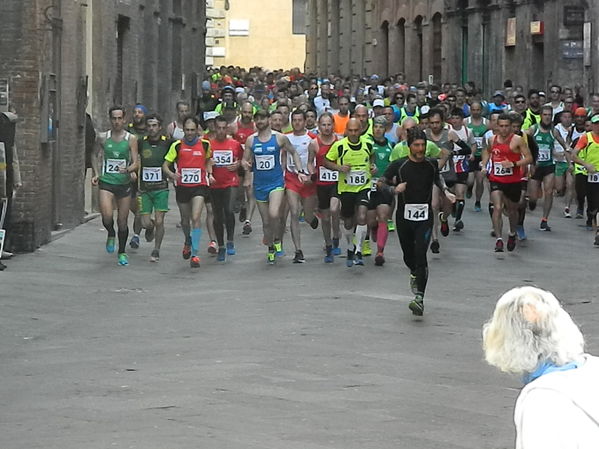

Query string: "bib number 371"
[404, 203, 429, 221]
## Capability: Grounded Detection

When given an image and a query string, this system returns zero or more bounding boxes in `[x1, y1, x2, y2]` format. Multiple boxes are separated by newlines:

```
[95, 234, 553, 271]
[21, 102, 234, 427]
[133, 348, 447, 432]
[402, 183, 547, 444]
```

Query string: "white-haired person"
[483, 286, 599, 449]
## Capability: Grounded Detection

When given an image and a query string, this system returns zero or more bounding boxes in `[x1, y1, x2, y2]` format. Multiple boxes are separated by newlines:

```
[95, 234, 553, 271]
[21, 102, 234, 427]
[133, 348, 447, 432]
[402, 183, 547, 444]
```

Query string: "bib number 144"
[404, 203, 429, 221]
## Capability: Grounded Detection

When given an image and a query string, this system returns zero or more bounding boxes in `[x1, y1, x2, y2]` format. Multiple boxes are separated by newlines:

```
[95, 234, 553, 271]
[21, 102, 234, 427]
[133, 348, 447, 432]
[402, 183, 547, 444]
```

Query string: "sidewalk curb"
[50, 213, 100, 242]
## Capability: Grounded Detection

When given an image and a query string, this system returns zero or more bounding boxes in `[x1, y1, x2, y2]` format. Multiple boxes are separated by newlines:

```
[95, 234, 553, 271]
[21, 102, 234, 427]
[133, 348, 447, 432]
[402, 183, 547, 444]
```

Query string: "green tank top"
[372, 138, 393, 177]
[466, 118, 487, 157]
[139, 136, 170, 192]
[533, 127, 555, 167]
[100, 131, 131, 185]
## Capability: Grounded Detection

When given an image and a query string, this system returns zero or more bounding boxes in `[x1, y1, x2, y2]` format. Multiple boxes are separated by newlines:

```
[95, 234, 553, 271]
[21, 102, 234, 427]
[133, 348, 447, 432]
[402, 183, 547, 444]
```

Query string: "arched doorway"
[414, 15, 424, 82]
[432, 13, 442, 84]
[396, 18, 406, 76]
[380, 21, 389, 76]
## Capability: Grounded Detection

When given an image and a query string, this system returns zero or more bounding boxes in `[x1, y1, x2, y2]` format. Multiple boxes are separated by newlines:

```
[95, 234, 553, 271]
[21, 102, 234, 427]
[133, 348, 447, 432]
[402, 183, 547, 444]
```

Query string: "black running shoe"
[495, 239, 504, 253]
[430, 240, 440, 253]
[439, 212, 449, 237]
[293, 250, 305, 263]
[409, 295, 424, 316]
[310, 216, 319, 230]
[507, 233, 517, 252]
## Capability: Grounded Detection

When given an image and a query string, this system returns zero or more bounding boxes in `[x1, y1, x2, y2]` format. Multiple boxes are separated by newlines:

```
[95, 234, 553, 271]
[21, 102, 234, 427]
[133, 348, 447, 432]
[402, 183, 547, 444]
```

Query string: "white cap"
[372, 98, 385, 108]
[235, 87, 245, 94]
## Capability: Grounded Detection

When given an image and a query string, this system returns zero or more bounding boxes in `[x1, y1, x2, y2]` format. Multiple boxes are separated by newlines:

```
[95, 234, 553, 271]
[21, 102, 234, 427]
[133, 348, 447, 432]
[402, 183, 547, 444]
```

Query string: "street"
[2, 194, 598, 449]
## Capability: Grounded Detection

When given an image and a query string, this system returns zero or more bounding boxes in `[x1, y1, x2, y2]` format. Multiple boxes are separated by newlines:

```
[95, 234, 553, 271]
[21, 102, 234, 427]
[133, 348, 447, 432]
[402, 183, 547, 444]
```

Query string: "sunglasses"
[550, 90, 560, 93]
[515, 100, 526, 103]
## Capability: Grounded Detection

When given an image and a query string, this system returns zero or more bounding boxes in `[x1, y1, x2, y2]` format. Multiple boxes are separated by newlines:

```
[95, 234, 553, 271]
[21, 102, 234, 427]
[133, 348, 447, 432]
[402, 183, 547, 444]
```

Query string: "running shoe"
[453, 220, 464, 232]
[226, 241, 236, 255]
[353, 251, 364, 266]
[274, 241, 285, 257]
[516, 225, 527, 241]
[362, 239, 372, 256]
[118, 253, 129, 266]
[474, 201, 482, 212]
[267, 248, 276, 265]
[332, 238, 341, 256]
[507, 233, 517, 252]
[293, 250, 305, 263]
[539, 219, 551, 231]
[439, 212, 449, 237]
[239, 206, 247, 223]
[129, 234, 140, 249]
[106, 236, 116, 254]
[242, 220, 252, 236]
[150, 249, 160, 263]
[576, 208, 584, 219]
[409, 295, 424, 316]
[494, 238, 504, 253]
[324, 246, 334, 264]
[563, 207, 572, 218]
[387, 219, 396, 232]
[299, 211, 305, 223]
[374, 252, 385, 266]
[145, 224, 155, 242]
[346, 249, 354, 267]
[309, 217, 319, 230]
[409, 274, 418, 295]
[190, 255, 200, 268]
[182, 244, 191, 260]
[595, 234, 599, 247]
[208, 240, 218, 255]
[430, 239, 440, 254]
[217, 247, 226, 262]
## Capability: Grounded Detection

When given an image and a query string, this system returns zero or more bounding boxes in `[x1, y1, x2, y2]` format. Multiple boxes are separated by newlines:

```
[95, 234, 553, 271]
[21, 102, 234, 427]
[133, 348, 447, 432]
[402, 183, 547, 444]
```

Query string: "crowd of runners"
[91, 67, 599, 315]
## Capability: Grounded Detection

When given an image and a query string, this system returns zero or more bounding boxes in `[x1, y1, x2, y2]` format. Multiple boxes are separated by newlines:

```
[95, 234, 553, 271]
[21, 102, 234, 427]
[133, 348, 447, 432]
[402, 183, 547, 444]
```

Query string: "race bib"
[588, 173, 599, 183]
[371, 177, 379, 192]
[404, 204, 429, 221]
[493, 162, 513, 176]
[255, 154, 275, 171]
[213, 150, 233, 167]
[346, 170, 367, 186]
[319, 167, 338, 182]
[474, 137, 484, 149]
[105, 158, 126, 174]
[181, 168, 201, 184]
[538, 146, 551, 162]
[142, 167, 162, 182]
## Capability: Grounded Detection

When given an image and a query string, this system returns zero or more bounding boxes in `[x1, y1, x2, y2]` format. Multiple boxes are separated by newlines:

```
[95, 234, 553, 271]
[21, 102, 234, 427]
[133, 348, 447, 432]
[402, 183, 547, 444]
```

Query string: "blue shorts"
[254, 184, 285, 202]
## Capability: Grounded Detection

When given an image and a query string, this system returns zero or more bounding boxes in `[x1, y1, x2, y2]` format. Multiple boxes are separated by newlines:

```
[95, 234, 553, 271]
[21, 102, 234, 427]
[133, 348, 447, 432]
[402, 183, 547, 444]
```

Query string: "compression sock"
[191, 228, 202, 257]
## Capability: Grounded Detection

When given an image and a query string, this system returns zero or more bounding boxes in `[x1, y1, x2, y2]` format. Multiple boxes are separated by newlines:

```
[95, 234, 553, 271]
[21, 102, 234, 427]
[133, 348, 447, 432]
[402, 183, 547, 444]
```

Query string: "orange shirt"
[333, 113, 350, 136]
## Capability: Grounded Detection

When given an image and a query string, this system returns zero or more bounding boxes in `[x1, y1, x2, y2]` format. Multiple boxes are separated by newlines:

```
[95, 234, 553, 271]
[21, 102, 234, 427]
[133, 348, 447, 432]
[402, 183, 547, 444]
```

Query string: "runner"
[526, 105, 568, 231]
[91, 106, 139, 266]
[242, 109, 308, 264]
[481, 113, 533, 252]
[308, 112, 341, 262]
[380, 127, 456, 315]
[465, 101, 488, 212]
[324, 118, 374, 267]
[448, 108, 476, 231]
[368, 116, 394, 266]
[571, 114, 599, 246]
[163, 116, 213, 268]
[209, 115, 244, 262]
[570, 108, 590, 220]
[553, 109, 574, 217]
[333, 96, 351, 138]
[167, 101, 192, 139]
[284, 109, 318, 263]
[383, 106, 401, 145]
[127, 104, 147, 250]
[136, 113, 170, 262]
[522, 90, 542, 130]
[233, 101, 257, 236]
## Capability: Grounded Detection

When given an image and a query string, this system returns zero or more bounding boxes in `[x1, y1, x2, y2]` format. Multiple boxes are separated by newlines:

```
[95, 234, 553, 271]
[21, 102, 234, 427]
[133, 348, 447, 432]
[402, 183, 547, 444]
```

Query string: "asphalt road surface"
[2, 193, 598, 449]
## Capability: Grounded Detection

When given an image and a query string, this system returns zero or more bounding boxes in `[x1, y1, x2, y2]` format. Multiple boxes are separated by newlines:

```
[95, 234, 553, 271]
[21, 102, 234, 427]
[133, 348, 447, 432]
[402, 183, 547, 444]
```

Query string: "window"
[292, 0, 307, 35]
[229, 19, 249, 36]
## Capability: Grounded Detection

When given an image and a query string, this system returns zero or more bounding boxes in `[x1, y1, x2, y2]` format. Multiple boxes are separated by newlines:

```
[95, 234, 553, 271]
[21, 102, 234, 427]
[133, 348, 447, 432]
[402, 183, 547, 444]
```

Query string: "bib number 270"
[181, 168, 201, 184]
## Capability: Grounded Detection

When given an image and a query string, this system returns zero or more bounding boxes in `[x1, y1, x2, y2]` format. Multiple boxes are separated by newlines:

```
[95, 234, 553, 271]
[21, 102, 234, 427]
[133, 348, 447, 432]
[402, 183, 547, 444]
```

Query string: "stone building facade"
[306, 0, 599, 96]
[0, 0, 206, 252]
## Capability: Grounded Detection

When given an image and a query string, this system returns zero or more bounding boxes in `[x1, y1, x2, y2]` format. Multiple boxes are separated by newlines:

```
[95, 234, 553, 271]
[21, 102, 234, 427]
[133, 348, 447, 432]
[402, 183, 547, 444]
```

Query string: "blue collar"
[184, 137, 199, 146]
[523, 360, 581, 384]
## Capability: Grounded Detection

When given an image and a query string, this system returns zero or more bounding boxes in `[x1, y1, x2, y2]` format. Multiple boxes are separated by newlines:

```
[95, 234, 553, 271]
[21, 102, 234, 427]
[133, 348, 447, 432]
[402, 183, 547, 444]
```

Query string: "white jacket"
[515, 355, 599, 449]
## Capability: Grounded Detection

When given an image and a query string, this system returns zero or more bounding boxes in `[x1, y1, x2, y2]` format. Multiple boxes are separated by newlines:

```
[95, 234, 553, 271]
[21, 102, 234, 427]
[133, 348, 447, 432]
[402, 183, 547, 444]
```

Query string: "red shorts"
[285, 171, 317, 199]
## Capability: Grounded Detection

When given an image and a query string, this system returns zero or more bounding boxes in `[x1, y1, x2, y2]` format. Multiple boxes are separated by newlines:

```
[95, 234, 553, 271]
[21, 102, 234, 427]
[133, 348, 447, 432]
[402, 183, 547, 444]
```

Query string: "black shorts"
[470, 156, 482, 172]
[316, 184, 338, 210]
[339, 189, 370, 218]
[175, 185, 210, 203]
[490, 181, 522, 203]
[99, 181, 132, 199]
[531, 164, 555, 181]
[368, 187, 394, 210]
